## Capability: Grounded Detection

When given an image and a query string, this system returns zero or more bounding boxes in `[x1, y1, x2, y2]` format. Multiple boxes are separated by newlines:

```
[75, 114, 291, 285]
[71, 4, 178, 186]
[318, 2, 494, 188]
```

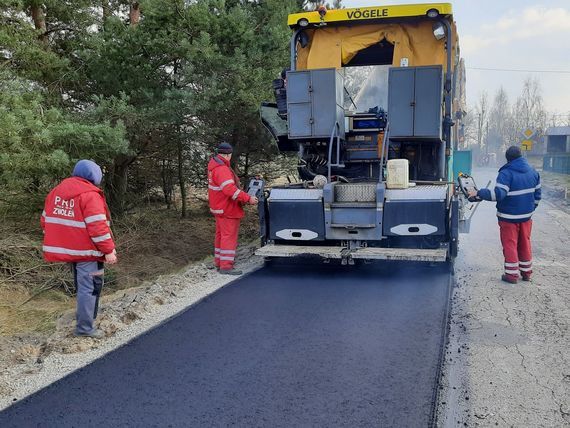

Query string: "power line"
[467, 67, 570, 74]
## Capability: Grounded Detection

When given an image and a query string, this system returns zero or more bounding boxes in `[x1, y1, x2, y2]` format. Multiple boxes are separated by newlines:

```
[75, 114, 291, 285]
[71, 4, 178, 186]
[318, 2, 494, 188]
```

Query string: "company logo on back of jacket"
[52, 195, 76, 218]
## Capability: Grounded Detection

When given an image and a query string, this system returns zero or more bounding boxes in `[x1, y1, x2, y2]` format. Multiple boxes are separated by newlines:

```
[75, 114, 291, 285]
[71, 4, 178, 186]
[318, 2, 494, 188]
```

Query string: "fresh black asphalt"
[1, 260, 452, 427]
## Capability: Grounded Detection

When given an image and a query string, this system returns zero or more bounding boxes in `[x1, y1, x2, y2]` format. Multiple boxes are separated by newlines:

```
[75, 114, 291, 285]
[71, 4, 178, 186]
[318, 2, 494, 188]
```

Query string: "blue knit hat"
[72, 160, 103, 186]
[217, 142, 233, 154]
[505, 146, 522, 162]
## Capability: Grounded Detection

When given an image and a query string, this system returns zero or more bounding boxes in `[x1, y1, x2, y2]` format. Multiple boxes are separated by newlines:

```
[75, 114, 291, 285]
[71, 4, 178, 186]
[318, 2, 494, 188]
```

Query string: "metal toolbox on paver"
[388, 66, 444, 140]
[286, 68, 345, 140]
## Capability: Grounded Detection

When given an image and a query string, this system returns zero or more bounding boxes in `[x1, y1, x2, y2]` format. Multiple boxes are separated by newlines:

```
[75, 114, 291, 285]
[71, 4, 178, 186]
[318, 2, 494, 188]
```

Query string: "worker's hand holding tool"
[467, 189, 478, 199]
[105, 249, 118, 265]
[249, 196, 259, 205]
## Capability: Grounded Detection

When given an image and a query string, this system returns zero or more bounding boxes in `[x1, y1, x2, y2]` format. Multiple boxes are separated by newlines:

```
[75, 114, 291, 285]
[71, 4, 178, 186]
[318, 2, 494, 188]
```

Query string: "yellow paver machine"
[255, 3, 472, 264]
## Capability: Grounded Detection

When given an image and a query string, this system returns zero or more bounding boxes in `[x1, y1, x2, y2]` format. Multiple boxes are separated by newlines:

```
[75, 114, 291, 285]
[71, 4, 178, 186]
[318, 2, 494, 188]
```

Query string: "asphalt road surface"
[1, 261, 452, 427]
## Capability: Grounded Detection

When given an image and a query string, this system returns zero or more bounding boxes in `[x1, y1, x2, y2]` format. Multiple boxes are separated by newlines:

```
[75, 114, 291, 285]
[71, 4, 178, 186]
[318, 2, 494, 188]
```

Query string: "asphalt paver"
[0, 260, 451, 427]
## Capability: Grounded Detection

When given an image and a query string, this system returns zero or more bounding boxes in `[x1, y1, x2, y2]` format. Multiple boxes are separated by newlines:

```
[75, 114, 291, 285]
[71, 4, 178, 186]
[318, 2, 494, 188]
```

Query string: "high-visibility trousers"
[214, 216, 240, 270]
[499, 220, 533, 280]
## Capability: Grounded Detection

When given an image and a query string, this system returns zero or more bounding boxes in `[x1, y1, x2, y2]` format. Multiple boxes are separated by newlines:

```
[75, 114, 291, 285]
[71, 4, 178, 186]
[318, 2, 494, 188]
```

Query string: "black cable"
[344, 86, 358, 110]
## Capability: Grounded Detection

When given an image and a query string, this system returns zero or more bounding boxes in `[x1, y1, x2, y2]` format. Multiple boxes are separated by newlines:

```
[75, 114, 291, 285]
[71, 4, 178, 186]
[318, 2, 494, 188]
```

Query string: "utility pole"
[477, 112, 487, 154]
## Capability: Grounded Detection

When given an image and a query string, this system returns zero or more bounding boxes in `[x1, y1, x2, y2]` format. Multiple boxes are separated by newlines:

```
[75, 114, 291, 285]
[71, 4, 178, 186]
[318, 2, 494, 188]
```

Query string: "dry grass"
[108, 203, 216, 290]
[0, 196, 259, 337]
[0, 287, 73, 336]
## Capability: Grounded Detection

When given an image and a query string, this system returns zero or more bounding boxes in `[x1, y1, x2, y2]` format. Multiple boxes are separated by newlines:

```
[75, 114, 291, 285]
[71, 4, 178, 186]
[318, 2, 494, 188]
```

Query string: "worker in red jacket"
[41, 160, 117, 339]
[208, 142, 258, 275]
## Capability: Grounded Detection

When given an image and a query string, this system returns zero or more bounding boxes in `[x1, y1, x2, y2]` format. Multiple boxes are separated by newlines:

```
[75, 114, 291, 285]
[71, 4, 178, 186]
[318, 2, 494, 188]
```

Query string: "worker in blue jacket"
[468, 146, 541, 284]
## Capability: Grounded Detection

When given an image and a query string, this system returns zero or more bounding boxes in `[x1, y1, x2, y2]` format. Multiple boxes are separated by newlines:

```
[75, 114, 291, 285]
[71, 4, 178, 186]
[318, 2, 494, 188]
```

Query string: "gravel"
[437, 168, 570, 427]
[0, 245, 263, 410]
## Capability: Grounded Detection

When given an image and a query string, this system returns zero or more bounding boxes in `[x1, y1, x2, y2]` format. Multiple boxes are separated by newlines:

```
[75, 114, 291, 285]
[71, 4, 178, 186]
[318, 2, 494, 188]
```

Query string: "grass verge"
[0, 198, 258, 337]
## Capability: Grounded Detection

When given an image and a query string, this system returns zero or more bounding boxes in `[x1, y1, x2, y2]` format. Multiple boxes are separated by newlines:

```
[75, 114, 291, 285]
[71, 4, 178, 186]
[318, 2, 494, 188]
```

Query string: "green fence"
[543, 154, 570, 174]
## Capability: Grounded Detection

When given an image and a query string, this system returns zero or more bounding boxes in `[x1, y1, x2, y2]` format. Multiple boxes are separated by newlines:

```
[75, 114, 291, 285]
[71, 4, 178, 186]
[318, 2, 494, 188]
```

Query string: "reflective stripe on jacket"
[478, 157, 541, 223]
[41, 177, 115, 262]
[207, 155, 251, 218]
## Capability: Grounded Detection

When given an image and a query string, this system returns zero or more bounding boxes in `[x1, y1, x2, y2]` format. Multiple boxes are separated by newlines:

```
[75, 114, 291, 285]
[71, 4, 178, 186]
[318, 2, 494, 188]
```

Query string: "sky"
[341, 0, 570, 116]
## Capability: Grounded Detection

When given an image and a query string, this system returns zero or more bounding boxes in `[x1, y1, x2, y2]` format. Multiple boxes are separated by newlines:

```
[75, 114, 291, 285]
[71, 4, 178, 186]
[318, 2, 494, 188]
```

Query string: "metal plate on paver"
[334, 183, 377, 202]
[351, 247, 447, 262]
[385, 185, 448, 201]
[255, 244, 344, 259]
[269, 188, 323, 200]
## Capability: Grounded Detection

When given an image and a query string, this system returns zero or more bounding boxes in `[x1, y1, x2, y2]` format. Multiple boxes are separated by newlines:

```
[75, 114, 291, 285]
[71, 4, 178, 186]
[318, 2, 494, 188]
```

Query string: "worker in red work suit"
[41, 160, 117, 339]
[208, 142, 258, 275]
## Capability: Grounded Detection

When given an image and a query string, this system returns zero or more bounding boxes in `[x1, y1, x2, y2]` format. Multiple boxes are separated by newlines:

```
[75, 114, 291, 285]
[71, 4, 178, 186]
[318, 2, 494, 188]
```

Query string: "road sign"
[521, 139, 533, 151]
[520, 129, 535, 152]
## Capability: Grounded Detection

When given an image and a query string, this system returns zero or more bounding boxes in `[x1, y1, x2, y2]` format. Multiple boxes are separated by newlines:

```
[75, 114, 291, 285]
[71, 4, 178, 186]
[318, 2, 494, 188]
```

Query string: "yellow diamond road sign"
[521, 139, 533, 151]
[523, 129, 535, 139]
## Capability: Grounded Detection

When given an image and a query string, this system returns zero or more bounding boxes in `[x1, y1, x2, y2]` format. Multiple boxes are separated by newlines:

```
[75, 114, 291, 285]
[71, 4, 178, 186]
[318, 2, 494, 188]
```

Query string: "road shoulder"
[438, 191, 570, 426]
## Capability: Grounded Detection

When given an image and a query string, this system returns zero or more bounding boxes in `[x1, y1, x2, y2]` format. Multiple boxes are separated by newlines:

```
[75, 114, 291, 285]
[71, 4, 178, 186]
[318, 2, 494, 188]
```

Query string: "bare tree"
[514, 77, 547, 129]
[510, 77, 547, 152]
[469, 76, 560, 159]
[475, 91, 489, 154]
[547, 112, 570, 127]
[487, 87, 511, 153]
[461, 108, 478, 148]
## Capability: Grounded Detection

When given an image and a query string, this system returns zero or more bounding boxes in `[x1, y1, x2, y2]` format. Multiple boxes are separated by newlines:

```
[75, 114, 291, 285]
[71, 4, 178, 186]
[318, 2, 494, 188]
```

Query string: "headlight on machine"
[432, 22, 446, 40]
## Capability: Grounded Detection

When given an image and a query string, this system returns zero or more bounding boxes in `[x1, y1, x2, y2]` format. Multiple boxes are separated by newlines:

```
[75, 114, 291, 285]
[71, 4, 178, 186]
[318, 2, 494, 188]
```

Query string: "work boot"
[501, 274, 518, 284]
[74, 329, 105, 339]
[219, 268, 242, 276]
[521, 274, 532, 282]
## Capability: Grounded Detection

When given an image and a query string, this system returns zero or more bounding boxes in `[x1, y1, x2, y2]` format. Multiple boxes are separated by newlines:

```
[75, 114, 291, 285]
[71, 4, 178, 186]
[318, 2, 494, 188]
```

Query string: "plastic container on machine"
[386, 159, 409, 189]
